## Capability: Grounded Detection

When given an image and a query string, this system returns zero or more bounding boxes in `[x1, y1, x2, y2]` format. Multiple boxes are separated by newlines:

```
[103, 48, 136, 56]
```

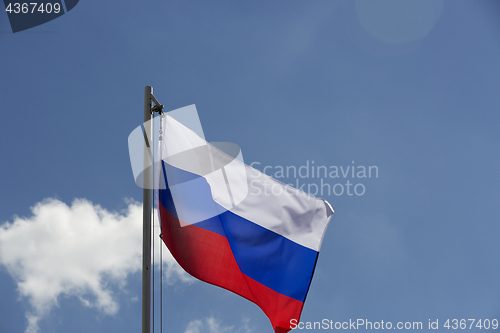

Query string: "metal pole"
[142, 86, 153, 333]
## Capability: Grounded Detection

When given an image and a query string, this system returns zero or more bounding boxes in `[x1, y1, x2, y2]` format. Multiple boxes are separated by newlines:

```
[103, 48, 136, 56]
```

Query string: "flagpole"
[143, 86, 153, 333]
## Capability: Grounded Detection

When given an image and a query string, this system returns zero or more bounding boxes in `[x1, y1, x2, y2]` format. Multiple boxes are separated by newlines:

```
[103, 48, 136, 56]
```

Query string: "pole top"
[145, 86, 164, 114]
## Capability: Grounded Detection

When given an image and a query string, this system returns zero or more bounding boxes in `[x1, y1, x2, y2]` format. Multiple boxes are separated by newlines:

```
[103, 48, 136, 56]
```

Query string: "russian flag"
[156, 111, 333, 332]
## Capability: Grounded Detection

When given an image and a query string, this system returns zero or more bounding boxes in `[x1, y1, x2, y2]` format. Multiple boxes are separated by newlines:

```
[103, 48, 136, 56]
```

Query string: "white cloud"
[185, 319, 204, 333]
[0, 198, 191, 333]
[184, 317, 253, 333]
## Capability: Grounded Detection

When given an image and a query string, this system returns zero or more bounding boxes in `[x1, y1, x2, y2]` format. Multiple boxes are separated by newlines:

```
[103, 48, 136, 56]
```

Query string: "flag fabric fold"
[156, 112, 333, 332]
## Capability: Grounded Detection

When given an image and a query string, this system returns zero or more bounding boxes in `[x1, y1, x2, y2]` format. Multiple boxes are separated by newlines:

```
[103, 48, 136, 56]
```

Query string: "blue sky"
[1, 0, 500, 332]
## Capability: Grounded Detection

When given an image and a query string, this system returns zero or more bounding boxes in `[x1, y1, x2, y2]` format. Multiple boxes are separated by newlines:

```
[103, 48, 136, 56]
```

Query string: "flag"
[156, 110, 333, 332]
